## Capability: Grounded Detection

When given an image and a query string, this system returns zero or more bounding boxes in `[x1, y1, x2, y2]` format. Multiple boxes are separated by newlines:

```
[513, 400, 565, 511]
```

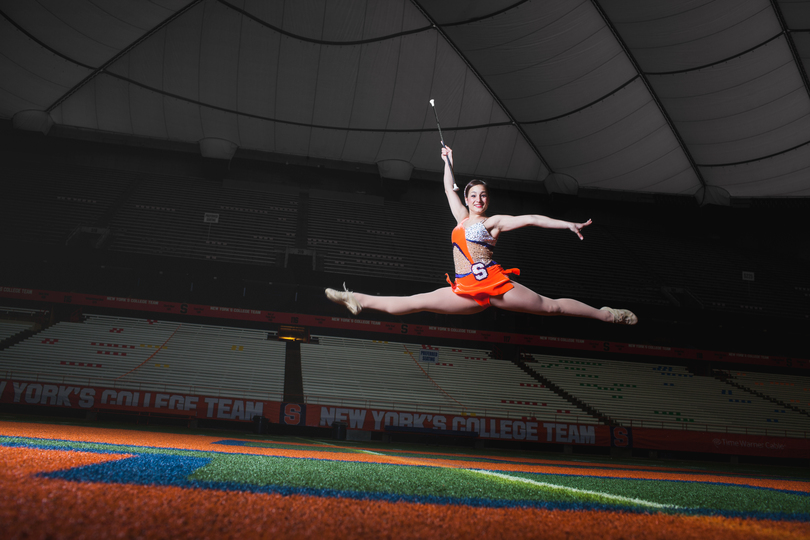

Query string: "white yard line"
[468, 469, 680, 509]
[297, 438, 386, 456]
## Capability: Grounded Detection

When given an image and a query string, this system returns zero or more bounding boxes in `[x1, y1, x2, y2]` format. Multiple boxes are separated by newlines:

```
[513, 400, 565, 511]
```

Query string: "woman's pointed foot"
[325, 283, 362, 315]
[601, 306, 638, 325]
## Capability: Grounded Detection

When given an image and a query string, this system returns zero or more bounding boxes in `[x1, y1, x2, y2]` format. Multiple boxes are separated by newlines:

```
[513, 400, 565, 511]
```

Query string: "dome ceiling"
[2, 0, 810, 200]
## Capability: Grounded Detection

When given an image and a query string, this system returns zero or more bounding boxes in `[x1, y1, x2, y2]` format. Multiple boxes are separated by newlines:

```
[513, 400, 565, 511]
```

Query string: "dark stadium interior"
[1, 120, 808, 366]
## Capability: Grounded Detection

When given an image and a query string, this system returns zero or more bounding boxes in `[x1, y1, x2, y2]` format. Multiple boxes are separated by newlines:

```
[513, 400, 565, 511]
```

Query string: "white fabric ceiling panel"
[376, 131, 421, 165]
[778, 0, 810, 27]
[340, 130, 387, 164]
[530, 82, 667, 163]
[199, 1, 242, 112]
[0, 85, 36, 118]
[559, 129, 697, 193]
[274, 123, 312, 156]
[311, 46, 361, 129]
[425, 42, 471, 127]
[237, 0, 284, 30]
[528, 92, 699, 191]
[0, 17, 90, 116]
[792, 33, 810, 76]
[94, 75, 134, 135]
[160, 4, 205, 103]
[116, 30, 168, 91]
[236, 115, 274, 152]
[0, 49, 63, 115]
[456, 78, 508, 127]
[322, 0, 368, 41]
[426, 0, 524, 25]
[381, 33, 437, 128]
[200, 106, 241, 145]
[0, 1, 121, 66]
[277, 0, 327, 39]
[54, 81, 98, 130]
[503, 130, 546, 182]
[3, 0, 810, 200]
[472, 124, 521, 179]
[651, 40, 798, 122]
[409, 130, 463, 175]
[348, 40, 399, 130]
[274, 38, 321, 124]
[236, 18, 280, 118]
[680, 89, 810, 165]
[653, 39, 810, 164]
[443, 128, 488, 176]
[445, 1, 635, 120]
[128, 83, 169, 140]
[162, 98, 204, 143]
[364, 0, 429, 37]
[602, 0, 781, 73]
[703, 146, 810, 197]
[308, 126, 349, 161]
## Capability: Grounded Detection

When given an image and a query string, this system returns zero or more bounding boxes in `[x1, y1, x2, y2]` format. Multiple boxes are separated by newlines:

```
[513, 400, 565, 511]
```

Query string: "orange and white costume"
[446, 218, 520, 307]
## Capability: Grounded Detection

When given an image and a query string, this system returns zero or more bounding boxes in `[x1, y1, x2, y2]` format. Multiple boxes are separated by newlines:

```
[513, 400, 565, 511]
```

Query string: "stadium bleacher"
[526, 354, 810, 437]
[302, 335, 596, 423]
[0, 315, 286, 402]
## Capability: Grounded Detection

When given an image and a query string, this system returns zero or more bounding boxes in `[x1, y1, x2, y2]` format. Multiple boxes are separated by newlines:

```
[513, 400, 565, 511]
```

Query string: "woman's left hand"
[569, 219, 592, 240]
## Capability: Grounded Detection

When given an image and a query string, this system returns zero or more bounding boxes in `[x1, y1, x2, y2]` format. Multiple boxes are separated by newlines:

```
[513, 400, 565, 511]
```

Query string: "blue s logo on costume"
[471, 262, 489, 281]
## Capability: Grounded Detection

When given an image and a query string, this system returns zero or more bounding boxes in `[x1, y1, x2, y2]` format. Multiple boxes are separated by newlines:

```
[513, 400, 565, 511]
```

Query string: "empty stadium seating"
[108, 175, 299, 266]
[302, 335, 596, 423]
[729, 370, 810, 416]
[0, 315, 286, 401]
[0, 320, 34, 342]
[526, 354, 810, 437]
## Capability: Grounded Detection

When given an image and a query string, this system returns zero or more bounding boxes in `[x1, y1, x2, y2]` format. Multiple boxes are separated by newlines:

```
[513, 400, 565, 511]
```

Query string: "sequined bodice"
[452, 219, 497, 277]
[464, 220, 496, 246]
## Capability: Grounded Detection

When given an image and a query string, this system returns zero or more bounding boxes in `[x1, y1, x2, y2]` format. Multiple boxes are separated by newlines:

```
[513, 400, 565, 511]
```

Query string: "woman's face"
[466, 185, 488, 215]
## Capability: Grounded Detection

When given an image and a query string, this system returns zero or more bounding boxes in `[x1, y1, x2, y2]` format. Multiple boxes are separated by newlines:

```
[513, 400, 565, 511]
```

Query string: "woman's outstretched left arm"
[487, 214, 592, 240]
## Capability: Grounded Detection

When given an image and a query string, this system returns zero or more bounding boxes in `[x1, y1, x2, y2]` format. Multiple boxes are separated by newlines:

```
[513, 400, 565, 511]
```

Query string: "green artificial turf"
[3, 420, 809, 518]
[503, 471, 810, 515]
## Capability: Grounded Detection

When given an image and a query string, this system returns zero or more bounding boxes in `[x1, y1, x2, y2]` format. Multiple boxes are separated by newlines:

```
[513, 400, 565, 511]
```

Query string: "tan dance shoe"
[325, 283, 362, 316]
[600, 306, 638, 325]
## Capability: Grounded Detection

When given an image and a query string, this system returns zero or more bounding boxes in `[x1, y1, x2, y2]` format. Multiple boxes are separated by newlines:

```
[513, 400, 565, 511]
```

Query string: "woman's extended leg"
[490, 282, 635, 323]
[327, 286, 485, 316]
[355, 287, 486, 316]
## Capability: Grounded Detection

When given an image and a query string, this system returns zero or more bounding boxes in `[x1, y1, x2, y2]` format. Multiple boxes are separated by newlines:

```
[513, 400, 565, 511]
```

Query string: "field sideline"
[1, 418, 808, 539]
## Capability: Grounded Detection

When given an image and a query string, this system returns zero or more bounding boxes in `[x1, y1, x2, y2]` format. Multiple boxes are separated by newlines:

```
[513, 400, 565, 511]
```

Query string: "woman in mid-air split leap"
[326, 146, 637, 325]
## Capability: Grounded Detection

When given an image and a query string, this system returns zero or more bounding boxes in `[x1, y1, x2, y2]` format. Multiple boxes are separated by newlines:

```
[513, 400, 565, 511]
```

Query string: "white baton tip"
[429, 99, 435, 106]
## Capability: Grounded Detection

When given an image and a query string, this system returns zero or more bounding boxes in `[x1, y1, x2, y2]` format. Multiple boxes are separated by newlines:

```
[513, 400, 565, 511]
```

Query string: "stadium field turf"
[1, 419, 808, 539]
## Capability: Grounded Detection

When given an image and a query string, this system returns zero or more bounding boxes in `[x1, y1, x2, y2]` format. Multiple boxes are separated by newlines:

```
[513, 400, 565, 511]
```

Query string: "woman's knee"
[543, 298, 563, 314]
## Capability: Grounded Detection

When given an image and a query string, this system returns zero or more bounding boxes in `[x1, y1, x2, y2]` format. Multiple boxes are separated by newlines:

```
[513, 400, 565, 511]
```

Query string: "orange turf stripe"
[1, 445, 808, 540]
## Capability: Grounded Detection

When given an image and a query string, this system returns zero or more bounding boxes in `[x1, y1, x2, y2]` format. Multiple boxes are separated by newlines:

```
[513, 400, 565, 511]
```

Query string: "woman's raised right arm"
[442, 147, 468, 223]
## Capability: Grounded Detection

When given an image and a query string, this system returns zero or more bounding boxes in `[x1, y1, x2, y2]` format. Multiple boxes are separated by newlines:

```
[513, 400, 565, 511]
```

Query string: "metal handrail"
[611, 416, 810, 439]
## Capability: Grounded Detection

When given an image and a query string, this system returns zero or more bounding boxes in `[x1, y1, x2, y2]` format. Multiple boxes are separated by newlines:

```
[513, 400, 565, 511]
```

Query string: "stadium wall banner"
[299, 404, 611, 445]
[1, 286, 806, 370]
[629, 427, 810, 459]
[0, 379, 281, 422]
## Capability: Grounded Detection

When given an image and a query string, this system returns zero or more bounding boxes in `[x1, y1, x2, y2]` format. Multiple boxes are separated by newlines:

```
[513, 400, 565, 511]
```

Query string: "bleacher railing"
[612, 416, 810, 439]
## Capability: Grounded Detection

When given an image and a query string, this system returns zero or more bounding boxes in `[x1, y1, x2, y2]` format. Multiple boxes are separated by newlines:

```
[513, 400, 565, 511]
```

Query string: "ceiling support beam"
[45, 0, 205, 114]
[589, 0, 707, 194]
[410, 0, 554, 175]
[769, 0, 810, 103]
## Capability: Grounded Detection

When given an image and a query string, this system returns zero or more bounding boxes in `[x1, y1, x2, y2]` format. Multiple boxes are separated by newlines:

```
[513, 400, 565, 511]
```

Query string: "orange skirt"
[446, 265, 520, 307]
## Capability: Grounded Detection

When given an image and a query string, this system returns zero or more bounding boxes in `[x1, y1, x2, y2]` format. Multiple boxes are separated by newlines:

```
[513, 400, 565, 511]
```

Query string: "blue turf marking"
[6, 437, 809, 496]
[41, 454, 212, 485]
[5, 438, 809, 521]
